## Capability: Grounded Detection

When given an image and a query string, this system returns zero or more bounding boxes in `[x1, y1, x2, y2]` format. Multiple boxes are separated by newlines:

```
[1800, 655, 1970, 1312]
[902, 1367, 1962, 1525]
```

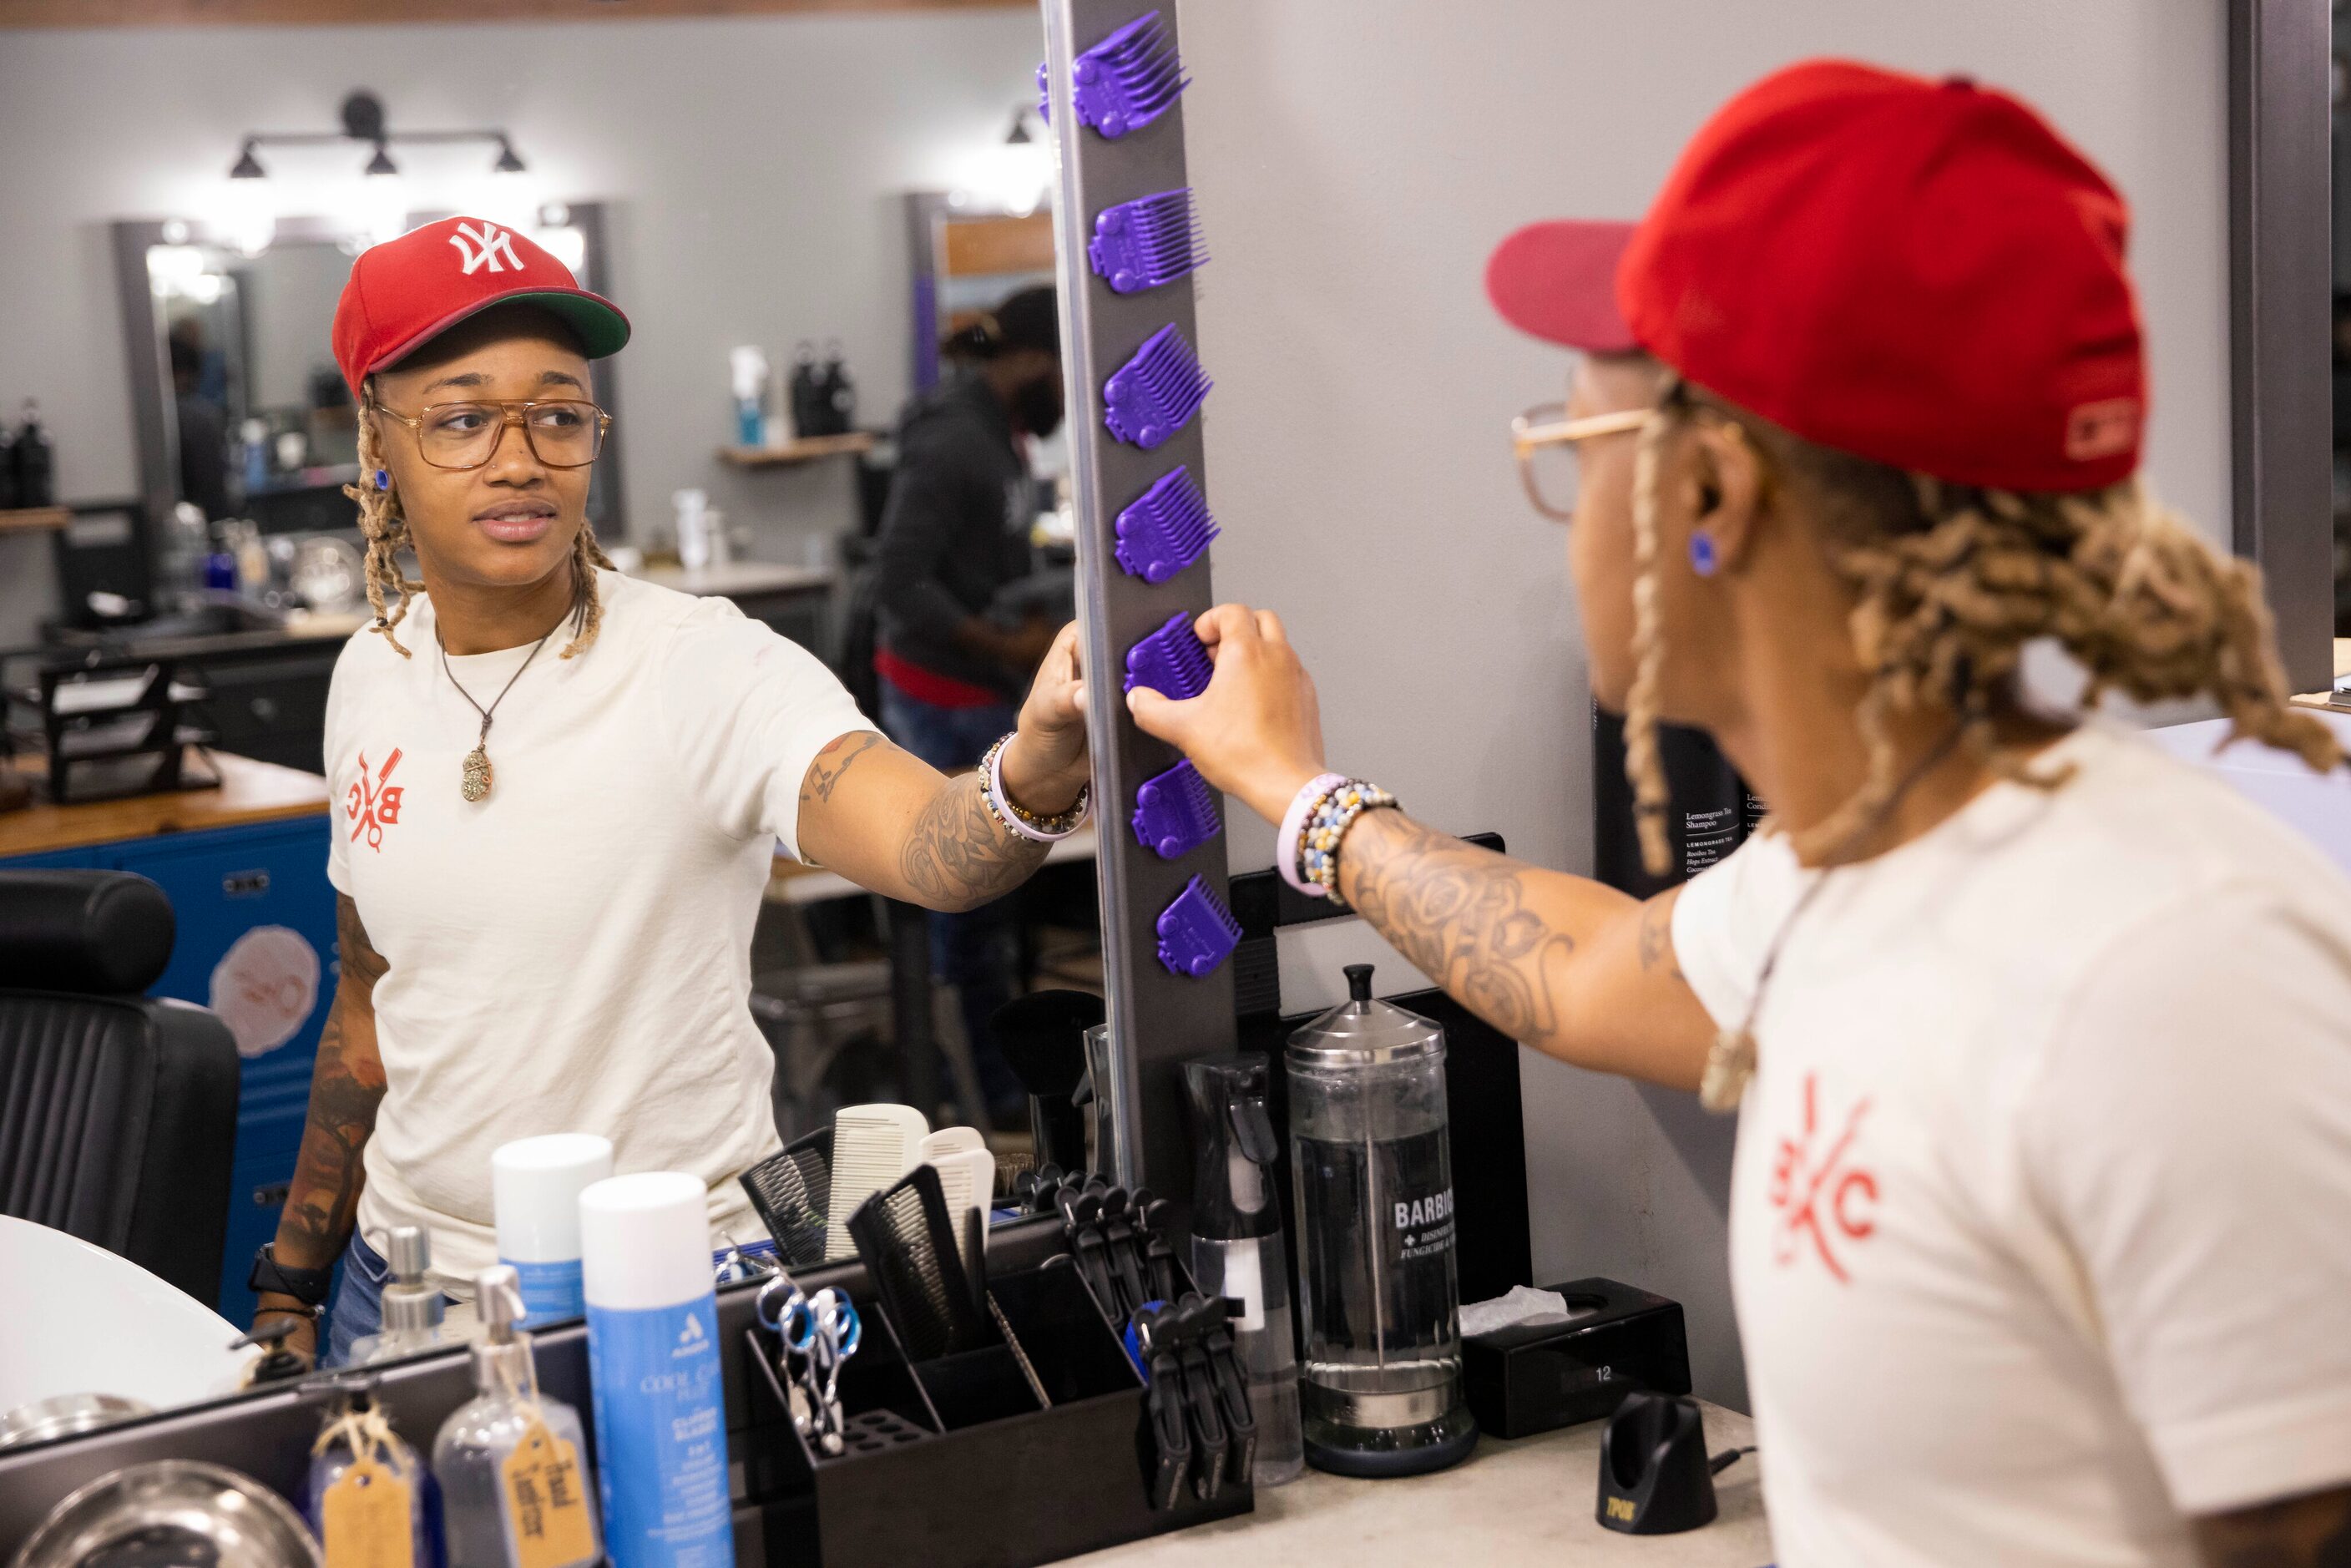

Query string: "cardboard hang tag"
[501, 1415, 598, 1568]
[319, 1454, 415, 1568]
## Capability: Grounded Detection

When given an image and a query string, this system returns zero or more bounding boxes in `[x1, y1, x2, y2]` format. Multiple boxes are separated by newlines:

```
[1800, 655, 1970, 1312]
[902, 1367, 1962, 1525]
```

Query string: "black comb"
[847, 1164, 992, 1362]
[738, 1125, 833, 1268]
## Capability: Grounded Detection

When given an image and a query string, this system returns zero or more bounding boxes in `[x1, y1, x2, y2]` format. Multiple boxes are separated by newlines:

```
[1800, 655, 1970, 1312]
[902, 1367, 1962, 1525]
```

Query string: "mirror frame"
[110, 204, 629, 559]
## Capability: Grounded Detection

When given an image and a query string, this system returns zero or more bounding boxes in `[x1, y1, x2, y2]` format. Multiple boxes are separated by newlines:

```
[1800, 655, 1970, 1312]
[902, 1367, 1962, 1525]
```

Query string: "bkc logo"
[346, 749, 404, 852]
[449, 220, 523, 276]
[1768, 1072, 1878, 1284]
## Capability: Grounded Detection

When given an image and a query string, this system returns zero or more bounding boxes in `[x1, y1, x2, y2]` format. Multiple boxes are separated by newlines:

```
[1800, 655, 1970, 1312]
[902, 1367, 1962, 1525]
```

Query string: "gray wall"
[0, 10, 1044, 638]
[1181, 0, 2232, 1411]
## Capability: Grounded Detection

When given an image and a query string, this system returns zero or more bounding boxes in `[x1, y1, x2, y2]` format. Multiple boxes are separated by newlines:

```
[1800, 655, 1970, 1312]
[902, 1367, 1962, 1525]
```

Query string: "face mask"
[1010, 372, 1064, 438]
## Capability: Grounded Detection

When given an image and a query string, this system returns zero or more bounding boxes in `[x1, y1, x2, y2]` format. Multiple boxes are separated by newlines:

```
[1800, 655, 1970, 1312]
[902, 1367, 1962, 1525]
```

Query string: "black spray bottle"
[1183, 1054, 1305, 1485]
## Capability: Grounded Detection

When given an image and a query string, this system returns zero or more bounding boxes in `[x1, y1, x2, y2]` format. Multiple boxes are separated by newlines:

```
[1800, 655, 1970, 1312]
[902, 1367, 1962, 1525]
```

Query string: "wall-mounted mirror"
[118, 206, 622, 556]
[0, 6, 1124, 1459]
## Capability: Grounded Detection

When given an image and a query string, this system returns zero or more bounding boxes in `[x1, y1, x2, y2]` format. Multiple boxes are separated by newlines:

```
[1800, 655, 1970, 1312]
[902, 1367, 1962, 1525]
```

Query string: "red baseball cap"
[331, 215, 630, 397]
[1485, 59, 2145, 493]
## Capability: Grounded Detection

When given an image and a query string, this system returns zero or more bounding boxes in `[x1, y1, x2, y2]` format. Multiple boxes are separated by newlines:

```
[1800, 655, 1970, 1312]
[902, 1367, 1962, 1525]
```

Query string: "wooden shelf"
[716, 432, 876, 468]
[0, 508, 69, 537]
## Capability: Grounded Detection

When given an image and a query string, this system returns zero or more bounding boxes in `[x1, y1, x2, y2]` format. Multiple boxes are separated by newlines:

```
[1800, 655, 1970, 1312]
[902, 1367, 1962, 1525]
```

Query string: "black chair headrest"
[0, 870, 175, 995]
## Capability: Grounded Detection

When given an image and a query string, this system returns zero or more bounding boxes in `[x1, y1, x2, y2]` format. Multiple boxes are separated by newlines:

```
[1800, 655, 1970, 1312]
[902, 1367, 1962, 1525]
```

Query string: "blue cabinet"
[3, 814, 336, 1318]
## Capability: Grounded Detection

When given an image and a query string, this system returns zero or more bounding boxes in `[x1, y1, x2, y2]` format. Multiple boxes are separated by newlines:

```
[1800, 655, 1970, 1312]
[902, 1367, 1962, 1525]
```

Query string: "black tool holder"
[1044, 0, 1236, 1205]
[741, 1252, 1250, 1566]
[0, 1217, 1249, 1566]
[5, 654, 216, 803]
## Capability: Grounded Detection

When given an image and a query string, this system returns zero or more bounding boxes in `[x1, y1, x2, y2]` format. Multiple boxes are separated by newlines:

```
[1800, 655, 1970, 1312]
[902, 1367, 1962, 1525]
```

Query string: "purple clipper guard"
[1070, 9, 1189, 140]
[1123, 610, 1212, 699]
[1103, 324, 1211, 450]
[1088, 188, 1206, 295]
[1114, 465, 1218, 584]
[1131, 758, 1221, 861]
[1156, 874, 1241, 979]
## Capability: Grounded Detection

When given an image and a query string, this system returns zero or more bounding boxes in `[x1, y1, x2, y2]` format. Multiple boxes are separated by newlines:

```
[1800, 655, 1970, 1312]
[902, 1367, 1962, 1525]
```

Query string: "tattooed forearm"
[1339, 808, 1582, 1044]
[271, 895, 388, 1270]
[897, 768, 1050, 913]
[801, 731, 883, 806]
[2194, 1484, 2351, 1568]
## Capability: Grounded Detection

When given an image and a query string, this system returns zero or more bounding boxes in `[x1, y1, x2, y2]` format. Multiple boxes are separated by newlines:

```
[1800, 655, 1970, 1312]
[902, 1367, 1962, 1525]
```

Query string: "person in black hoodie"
[872, 285, 1068, 1120]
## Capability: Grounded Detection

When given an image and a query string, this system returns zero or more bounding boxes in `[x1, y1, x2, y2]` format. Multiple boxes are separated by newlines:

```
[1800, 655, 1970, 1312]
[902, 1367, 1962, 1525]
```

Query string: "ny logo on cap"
[449, 220, 523, 276]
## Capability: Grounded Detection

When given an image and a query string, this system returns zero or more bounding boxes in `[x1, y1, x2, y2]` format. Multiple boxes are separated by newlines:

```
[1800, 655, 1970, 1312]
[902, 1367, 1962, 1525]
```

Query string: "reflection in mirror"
[0, 7, 1113, 1447]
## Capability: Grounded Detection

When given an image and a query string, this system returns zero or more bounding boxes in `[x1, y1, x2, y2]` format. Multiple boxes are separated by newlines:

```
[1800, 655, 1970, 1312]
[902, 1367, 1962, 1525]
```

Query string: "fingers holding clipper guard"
[1124, 611, 1214, 701]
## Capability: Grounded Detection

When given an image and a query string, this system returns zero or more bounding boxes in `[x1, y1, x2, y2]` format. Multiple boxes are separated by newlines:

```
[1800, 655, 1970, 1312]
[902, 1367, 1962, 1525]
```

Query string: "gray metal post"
[1043, 0, 1235, 1201]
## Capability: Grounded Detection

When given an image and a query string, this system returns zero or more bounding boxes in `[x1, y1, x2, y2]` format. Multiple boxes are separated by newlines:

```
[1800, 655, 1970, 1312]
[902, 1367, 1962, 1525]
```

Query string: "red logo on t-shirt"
[1768, 1073, 1878, 1283]
[346, 748, 405, 852]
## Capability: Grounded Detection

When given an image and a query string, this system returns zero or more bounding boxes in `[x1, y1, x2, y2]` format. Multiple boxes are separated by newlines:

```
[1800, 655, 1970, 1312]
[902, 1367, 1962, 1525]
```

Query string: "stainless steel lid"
[14, 1460, 320, 1568]
[0, 1393, 149, 1453]
[1287, 964, 1444, 1067]
[383, 1224, 429, 1279]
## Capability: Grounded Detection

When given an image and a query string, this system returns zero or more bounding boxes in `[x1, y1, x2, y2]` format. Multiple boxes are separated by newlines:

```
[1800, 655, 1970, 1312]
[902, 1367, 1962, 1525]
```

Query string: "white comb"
[824, 1102, 929, 1262]
[926, 1146, 998, 1266]
[919, 1126, 986, 1160]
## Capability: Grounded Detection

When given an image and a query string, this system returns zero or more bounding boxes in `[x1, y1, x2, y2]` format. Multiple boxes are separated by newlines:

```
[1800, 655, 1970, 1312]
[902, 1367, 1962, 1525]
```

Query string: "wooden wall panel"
[940, 212, 1055, 279]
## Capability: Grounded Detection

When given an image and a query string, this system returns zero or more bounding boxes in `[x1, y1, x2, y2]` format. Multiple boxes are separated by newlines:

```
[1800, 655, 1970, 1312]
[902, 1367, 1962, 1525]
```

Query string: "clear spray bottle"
[1182, 1053, 1306, 1485]
[432, 1266, 601, 1568]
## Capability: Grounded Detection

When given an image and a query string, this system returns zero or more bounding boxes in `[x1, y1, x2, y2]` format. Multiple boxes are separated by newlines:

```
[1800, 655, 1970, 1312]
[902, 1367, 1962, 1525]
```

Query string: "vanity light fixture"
[223, 91, 530, 185]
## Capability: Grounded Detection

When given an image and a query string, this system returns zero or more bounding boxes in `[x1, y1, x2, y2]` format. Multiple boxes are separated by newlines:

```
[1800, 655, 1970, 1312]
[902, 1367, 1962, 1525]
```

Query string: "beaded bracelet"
[1278, 772, 1351, 898]
[1299, 778, 1399, 904]
[980, 732, 1090, 842]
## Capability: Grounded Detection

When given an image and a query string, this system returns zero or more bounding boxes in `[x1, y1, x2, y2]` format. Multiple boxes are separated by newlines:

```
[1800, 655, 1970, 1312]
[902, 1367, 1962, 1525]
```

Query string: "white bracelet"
[984, 734, 1090, 843]
[1278, 772, 1349, 897]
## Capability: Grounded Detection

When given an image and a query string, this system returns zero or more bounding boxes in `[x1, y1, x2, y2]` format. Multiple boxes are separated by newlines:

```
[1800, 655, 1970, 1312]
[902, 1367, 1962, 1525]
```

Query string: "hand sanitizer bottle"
[432, 1266, 601, 1568]
[348, 1226, 448, 1367]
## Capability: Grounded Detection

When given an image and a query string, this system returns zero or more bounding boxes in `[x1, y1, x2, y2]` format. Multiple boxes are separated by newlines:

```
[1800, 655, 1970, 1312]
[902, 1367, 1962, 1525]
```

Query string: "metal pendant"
[461, 745, 493, 802]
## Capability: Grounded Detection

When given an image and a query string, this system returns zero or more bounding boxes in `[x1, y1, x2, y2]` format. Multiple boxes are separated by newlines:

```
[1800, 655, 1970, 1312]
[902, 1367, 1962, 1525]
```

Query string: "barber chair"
[0, 870, 240, 1306]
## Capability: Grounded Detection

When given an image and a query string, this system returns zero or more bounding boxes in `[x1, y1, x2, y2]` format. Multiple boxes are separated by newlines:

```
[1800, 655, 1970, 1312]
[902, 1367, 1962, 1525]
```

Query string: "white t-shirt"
[1675, 722, 2351, 1565]
[325, 570, 872, 1294]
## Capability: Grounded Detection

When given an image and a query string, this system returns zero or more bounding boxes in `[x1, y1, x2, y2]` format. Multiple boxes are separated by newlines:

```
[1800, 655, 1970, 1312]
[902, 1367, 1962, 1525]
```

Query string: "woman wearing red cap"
[1135, 63, 2351, 1564]
[246, 217, 1090, 1367]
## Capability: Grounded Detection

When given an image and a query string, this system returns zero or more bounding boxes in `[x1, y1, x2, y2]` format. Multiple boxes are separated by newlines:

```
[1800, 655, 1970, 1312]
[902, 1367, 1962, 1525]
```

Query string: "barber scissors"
[756, 1277, 861, 1454]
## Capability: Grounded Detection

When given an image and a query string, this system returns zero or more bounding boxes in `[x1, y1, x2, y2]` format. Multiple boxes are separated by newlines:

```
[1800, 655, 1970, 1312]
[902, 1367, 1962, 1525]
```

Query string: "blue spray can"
[580, 1172, 732, 1568]
[493, 1133, 612, 1328]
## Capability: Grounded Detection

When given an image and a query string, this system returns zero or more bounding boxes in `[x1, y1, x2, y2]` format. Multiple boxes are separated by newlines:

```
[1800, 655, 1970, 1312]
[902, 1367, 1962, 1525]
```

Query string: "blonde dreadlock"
[1619, 380, 2344, 876]
[348, 392, 616, 661]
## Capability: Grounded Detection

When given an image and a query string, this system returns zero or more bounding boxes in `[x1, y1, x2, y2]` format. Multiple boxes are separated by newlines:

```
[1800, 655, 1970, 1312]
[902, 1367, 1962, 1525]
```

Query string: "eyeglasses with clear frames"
[1509, 403, 1649, 520]
[369, 398, 613, 472]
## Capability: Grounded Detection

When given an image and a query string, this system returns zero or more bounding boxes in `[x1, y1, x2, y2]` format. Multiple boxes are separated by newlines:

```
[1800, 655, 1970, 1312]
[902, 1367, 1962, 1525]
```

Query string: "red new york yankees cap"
[1485, 58, 2146, 493]
[332, 215, 631, 397]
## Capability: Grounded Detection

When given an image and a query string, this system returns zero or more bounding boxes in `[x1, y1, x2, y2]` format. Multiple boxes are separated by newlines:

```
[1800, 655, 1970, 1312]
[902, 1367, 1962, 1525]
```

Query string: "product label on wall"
[585, 1295, 732, 1568]
[209, 924, 321, 1057]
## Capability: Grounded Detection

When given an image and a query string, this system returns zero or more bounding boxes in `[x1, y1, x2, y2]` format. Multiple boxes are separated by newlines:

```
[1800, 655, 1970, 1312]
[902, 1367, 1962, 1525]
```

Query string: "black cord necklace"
[1701, 721, 1967, 1110]
[437, 623, 557, 802]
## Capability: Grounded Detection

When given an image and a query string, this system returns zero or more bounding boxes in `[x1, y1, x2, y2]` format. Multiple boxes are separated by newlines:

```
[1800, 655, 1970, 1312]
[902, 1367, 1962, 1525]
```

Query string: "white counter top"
[631, 560, 835, 598]
[1075, 1401, 1771, 1567]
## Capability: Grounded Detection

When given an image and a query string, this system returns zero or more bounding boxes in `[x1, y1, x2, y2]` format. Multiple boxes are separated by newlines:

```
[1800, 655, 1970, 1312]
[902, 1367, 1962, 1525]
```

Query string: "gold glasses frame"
[367, 398, 614, 472]
[1509, 404, 1649, 520]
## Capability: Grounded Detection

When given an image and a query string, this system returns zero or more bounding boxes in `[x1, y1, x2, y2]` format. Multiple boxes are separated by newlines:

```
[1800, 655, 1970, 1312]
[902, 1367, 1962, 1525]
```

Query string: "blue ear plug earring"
[1689, 531, 1720, 577]
[374, 469, 389, 491]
